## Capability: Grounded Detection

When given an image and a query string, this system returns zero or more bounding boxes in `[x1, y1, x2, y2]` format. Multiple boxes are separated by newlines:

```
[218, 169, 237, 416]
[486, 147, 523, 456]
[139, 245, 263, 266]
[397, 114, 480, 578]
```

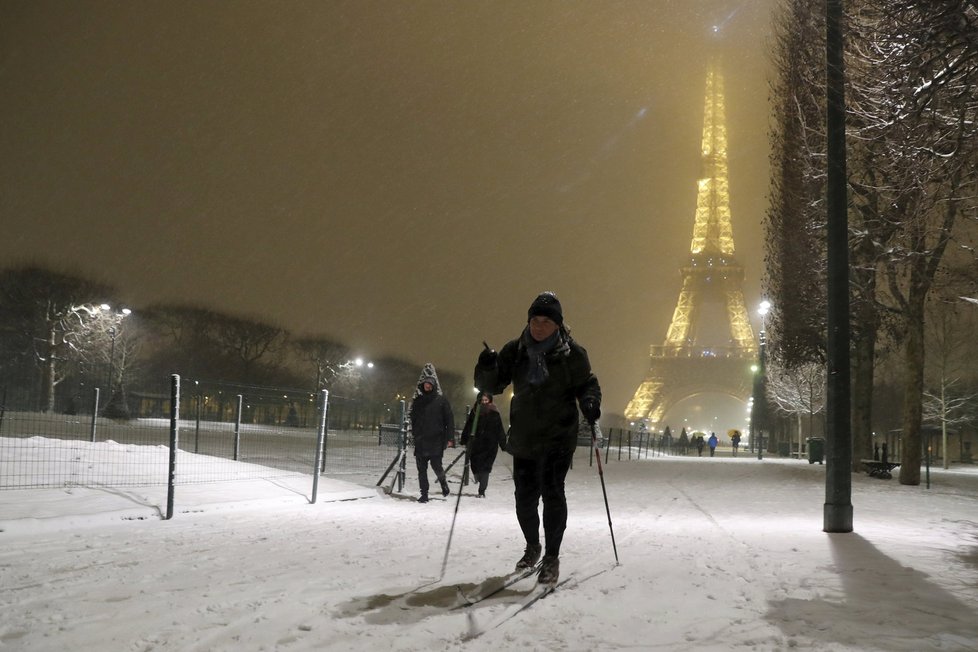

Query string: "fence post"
[89, 387, 100, 443]
[628, 430, 633, 460]
[397, 399, 407, 493]
[321, 393, 330, 472]
[311, 390, 328, 504]
[233, 394, 243, 461]
[194, 383, 202, 454]
[166, 374, 180, 520]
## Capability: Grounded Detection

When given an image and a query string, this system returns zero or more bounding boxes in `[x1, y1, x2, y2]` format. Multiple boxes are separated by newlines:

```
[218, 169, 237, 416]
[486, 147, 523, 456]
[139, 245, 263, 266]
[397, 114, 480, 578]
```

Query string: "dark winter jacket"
[460, 403, 506, 474]
[410, 384, 455, 458]
[475, 328, 601, 459]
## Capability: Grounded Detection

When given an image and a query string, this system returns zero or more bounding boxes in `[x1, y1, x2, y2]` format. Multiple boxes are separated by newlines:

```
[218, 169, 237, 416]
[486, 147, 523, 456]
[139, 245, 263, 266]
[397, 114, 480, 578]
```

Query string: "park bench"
[860, 459, 900, 479]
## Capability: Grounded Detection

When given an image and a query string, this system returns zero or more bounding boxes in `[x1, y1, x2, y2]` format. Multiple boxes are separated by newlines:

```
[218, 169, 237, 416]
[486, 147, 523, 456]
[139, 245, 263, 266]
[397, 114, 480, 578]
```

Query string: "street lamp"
[753, 300, 771, 460]
[346, 357, 373, 428]
[102, 305, 131, 416]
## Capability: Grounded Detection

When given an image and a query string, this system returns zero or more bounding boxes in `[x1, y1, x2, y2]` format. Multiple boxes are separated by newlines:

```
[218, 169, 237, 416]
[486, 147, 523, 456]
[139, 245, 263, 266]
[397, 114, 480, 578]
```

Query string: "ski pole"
[440, 404, 479, 580]
[443, 447, 467, 475]
[591, 421, 619, 565]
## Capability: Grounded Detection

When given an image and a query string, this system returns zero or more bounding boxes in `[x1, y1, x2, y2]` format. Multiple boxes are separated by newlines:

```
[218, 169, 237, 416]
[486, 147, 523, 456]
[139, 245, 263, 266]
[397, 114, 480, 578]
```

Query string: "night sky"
[1, 1, 778, 420]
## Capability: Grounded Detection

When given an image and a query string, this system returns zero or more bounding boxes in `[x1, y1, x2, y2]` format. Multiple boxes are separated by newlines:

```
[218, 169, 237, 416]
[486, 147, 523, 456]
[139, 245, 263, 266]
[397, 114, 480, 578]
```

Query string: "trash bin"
[807, 437, 825, 464]
[778, 441, 790, 457]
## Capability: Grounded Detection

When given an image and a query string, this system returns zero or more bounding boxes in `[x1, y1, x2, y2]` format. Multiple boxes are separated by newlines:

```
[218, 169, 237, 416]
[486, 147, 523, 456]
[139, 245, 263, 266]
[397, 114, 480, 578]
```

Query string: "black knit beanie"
[527, 292, 563, 325]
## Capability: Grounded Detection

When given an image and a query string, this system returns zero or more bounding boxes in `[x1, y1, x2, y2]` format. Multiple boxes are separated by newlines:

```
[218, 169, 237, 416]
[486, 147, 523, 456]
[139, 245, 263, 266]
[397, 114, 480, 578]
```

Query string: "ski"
[452, 562, 542, 609]
[461, 561, 618, 640]
[463, 576, 570, 640]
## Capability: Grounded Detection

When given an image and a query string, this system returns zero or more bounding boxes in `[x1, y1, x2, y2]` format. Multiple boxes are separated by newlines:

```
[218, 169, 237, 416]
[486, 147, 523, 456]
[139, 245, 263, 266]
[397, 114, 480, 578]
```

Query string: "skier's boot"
[515, 543, 542, 571]
[538, 554, 559, 585]
[440, 478, 450, 497]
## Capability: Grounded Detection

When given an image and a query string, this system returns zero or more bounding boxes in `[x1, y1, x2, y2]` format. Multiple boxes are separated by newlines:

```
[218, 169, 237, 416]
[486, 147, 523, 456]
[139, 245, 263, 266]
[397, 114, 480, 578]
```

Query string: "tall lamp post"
[102, 304, 131, 416]
[348, 357, 374, 429]
[754, 300, 771, 460]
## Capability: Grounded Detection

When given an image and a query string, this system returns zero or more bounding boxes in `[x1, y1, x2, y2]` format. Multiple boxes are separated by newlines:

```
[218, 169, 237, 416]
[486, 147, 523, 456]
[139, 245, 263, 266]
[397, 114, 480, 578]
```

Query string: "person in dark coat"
[678, 429, 690, 456]
[730, 430, 742, 456]
[410, 363, 455, 503]
[459, 392, 506, 498]
[475, 291, 601, 585]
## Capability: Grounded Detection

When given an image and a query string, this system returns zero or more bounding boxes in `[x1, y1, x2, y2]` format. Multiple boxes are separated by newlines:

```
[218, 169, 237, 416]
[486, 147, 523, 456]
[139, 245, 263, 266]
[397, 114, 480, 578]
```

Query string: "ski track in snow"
[2, 450, 978, 651]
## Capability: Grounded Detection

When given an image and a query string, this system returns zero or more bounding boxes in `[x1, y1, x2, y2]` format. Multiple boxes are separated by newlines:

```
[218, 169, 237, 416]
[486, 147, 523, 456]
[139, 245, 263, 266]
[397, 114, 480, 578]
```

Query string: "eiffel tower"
[625, 59, 758, 425]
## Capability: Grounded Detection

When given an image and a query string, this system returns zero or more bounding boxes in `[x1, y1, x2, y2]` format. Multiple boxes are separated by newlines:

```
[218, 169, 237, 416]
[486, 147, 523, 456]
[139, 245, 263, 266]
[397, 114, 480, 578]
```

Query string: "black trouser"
[512, 447, 574, 558]
[472, 470, 490, 494]
[415, 454, 446, 496]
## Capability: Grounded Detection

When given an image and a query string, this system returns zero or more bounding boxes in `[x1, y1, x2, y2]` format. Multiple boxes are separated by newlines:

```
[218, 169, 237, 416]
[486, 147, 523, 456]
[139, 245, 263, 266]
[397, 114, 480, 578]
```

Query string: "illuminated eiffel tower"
[625, 59, 758, 425]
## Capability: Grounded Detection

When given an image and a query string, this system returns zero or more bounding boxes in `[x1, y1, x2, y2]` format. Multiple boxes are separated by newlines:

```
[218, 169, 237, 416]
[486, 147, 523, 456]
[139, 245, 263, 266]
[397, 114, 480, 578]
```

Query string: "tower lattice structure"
[625, 59, 758, 425]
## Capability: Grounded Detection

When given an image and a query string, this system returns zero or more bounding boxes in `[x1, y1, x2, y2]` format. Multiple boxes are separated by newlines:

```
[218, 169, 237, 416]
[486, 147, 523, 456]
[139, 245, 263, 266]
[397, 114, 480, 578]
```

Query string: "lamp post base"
[823, 503, 853, 533]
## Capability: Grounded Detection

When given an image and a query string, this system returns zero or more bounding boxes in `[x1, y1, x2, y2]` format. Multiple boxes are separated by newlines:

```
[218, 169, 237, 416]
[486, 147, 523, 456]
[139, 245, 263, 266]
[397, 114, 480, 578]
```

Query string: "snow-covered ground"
[1, 441, 976, 651]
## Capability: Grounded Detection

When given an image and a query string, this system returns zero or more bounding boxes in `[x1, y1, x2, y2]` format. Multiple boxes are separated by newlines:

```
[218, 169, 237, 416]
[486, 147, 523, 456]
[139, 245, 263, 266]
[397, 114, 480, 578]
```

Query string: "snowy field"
[1, 442, 977, 652]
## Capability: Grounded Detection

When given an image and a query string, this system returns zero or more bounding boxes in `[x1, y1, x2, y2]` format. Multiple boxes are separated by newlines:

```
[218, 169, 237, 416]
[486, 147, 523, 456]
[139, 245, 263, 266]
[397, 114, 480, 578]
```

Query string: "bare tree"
[766, 360, 827, 456]
[922, 297, 978, 466]
[291, 337, 352, 391]
[862, 0, 978, 484]
[0, 266, 116, 412]
[211, 314, 287, 379]
[139, 304, 290, 386]
[765, 0, 828, 368]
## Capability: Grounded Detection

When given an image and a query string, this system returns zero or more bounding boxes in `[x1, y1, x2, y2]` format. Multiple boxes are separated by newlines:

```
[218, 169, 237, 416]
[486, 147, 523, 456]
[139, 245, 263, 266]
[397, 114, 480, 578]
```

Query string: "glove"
[581, 399, 601, 425]
[478, 347, 497, 368]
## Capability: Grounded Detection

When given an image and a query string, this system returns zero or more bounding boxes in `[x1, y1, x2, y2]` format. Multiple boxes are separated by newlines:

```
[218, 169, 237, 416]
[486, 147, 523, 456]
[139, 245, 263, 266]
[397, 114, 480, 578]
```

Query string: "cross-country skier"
[410, 363, 455, 503]
[459, 392, 506, 498]
[474, 291, 601, 585]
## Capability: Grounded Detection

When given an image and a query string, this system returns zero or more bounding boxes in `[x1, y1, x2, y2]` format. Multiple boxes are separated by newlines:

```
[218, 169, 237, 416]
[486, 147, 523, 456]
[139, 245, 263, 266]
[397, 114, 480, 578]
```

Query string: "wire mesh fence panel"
[0, 378, 173, 489]
[320, 426, 404, 487]
[2, 374, 655, 508]
[173, 379, 322, 485]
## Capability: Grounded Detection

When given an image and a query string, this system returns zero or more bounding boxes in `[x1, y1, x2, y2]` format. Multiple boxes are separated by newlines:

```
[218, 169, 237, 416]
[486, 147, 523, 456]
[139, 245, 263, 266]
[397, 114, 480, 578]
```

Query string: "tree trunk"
[41, 325, 57, 413]
[797, 412, 803, 457]
[849, 224, 880, 472]
[898, 296, 925, 485]
[851, 322, 876, 470]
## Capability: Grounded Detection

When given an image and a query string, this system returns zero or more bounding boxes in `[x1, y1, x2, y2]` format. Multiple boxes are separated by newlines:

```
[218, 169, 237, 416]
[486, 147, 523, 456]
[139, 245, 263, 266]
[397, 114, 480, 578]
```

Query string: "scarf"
[522, 327, 562, 386]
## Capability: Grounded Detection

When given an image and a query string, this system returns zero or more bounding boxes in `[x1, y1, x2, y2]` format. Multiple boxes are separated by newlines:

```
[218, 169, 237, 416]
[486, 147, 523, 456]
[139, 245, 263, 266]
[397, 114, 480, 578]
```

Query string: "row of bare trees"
[764, 0, 978, 483]
[0, 265, 470, 425]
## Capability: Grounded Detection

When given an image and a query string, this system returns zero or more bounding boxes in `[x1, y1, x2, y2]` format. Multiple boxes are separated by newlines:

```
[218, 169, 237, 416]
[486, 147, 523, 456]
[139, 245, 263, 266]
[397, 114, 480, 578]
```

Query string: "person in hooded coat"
[459, 392, 506, 498]
[410, 364, 455, 503]
[474, 291, 601, 585]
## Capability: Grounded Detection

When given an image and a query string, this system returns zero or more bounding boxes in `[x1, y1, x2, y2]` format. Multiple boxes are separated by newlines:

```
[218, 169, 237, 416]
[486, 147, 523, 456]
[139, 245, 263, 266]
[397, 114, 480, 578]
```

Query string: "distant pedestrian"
[730, 431, 741, 457]
[460, 392, 506, 497]
[475, 291, 601, 586]
[410, 363, 455, 503]
[694, 433, 705, 456]
[678, 428, 690, 455]
[708, 432, 719, 457]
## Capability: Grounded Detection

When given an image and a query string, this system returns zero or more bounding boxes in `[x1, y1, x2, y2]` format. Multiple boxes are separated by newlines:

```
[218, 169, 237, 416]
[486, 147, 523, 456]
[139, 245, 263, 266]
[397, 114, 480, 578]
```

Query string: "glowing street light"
[102, 304, 132, 418]
[752, 300, 772, 459]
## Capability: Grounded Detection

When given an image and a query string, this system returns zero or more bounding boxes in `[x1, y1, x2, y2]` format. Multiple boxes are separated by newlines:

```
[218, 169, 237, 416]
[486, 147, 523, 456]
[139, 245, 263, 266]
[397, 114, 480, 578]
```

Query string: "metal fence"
[0, 376, 404, 495]
[1, 375, 660, 518]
